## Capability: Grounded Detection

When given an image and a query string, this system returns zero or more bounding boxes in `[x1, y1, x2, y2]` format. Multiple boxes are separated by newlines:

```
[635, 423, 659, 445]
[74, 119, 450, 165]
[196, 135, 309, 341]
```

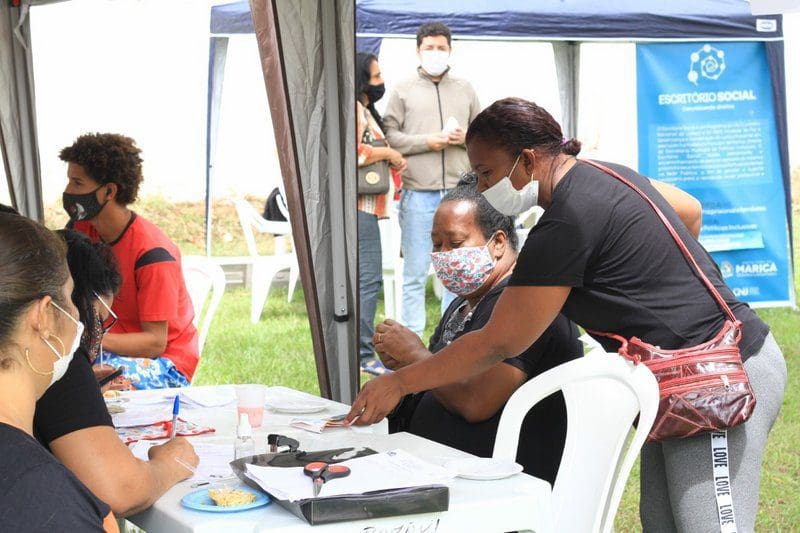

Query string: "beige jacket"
[383, 68, 481, 191]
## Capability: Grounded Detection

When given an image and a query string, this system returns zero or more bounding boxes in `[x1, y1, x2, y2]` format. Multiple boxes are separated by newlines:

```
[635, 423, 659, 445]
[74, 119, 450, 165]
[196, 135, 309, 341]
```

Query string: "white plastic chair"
[181, 256, 226, 358]
[378, 216, 404, 321]
[233, 197, 299, 323]
[493, 350, 659, 533]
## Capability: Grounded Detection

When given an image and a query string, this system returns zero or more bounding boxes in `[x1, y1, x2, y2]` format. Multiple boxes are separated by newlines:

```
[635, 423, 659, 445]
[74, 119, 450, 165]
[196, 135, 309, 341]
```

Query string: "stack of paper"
[289, 414, 350, 433]
[245, 449, 454, 501]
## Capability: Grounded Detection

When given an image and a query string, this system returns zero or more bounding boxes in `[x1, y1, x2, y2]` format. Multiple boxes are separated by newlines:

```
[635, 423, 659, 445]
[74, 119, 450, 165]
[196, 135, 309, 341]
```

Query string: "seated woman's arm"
[649, 179, 703, 238]
[431, 363, 527, 423]
[101, 320, 168, 357]
[49, 427, 197, 517]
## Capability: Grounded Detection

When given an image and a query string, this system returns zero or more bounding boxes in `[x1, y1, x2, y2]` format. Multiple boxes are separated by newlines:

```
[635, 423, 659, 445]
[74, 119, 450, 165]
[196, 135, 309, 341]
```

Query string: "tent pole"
[205, 36, 229, 257]
[552, 41, 580, 139]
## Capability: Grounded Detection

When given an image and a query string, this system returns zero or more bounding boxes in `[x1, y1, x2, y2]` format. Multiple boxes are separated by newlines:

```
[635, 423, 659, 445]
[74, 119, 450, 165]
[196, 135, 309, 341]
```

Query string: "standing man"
[383, 22, 481, 337]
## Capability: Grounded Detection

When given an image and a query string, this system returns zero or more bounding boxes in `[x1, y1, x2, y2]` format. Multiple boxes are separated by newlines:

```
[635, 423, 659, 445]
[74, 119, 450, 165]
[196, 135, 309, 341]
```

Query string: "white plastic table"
[124, 386, 551, 532]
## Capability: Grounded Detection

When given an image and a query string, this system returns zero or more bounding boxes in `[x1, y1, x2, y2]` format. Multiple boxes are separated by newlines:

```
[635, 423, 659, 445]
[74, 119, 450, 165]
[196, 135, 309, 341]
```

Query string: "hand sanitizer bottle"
[234, 413, 255, 460]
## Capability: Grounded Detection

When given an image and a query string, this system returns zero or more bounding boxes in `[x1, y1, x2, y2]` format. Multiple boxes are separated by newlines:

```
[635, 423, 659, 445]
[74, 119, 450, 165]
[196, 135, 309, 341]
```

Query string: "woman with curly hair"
[60, 133, 199, 389]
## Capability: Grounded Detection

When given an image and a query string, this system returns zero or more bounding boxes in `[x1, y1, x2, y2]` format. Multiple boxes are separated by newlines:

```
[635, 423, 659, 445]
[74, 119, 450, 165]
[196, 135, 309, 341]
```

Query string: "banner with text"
[637, 42, 793, 306]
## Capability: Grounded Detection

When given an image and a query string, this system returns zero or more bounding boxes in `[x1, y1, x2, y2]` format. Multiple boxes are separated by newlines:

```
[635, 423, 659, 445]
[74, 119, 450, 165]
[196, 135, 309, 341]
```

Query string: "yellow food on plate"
[208, 488, 256, 507]
[103, 390, 121, 398]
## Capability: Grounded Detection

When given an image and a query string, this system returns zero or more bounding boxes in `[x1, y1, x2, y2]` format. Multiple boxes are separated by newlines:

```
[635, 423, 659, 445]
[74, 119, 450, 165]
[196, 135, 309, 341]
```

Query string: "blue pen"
[169, 395, 180, 440]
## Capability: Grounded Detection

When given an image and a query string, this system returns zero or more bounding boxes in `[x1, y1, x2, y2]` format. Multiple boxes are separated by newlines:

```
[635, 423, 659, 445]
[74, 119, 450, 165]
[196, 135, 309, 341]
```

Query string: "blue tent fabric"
[355, 0, 782, 41]
[211, 1, 253, 34]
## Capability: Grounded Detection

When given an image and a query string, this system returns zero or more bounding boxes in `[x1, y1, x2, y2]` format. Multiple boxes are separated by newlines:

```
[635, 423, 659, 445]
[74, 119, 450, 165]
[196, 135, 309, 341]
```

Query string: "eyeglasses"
[93, 292, 118, 335]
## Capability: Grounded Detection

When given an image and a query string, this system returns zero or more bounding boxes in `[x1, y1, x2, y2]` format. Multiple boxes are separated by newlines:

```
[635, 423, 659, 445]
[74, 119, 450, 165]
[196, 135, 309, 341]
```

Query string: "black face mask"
[63, 185, 108, 222]
[365, 83, 385, 104]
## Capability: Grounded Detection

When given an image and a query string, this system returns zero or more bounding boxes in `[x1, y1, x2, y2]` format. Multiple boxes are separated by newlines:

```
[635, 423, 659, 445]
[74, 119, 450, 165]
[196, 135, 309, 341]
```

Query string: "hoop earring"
[25, 348, 54, 376]
[41, 334, 66, 357]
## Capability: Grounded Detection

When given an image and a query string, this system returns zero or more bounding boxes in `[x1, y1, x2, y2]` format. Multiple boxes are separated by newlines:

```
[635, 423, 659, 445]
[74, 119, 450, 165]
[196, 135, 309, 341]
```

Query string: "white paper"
[129, 440, 235, 481]
[442, 116, 459, 135]
[112, 404, 172, 428]
[245, 449, 453, 502]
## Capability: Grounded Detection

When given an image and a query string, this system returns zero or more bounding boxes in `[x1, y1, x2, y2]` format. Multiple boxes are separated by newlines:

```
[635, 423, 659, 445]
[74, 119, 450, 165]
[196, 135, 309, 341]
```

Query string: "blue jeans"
[399, 189, 455, 336]
[358, 210, 383, 361]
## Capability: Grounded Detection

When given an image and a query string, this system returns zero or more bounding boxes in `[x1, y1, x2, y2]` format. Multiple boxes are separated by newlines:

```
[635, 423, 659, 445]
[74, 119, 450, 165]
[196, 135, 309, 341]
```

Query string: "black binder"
[230, 448, 450, 525]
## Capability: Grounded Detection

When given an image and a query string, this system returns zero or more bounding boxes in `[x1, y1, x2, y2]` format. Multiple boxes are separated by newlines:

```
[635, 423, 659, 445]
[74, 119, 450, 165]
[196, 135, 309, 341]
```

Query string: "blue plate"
[181, 487, 270, 513]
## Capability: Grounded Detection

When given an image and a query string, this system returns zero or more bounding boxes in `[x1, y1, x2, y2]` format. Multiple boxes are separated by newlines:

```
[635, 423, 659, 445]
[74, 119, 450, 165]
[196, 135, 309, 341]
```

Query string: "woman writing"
[350, 98, 786, 531]
[34, 230, 198, 517]
[381, 177, 582, 484]
[356, 51, 407, 374]
[0, 213, 117, 531]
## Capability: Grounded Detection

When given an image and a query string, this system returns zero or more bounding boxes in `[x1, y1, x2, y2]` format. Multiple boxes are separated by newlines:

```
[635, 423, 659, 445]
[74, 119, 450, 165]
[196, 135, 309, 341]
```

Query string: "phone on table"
[97, 367, 123, 387]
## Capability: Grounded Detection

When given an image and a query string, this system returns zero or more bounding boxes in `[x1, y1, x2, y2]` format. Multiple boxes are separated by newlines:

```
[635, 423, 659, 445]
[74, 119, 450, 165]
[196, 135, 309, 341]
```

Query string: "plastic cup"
[235, 385, 266, 428]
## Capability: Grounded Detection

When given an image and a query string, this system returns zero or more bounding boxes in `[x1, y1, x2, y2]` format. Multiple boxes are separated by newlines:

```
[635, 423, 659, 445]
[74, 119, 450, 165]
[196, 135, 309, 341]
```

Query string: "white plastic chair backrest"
[377, 216, 402, 271]
[232, 198, 291, 257]
[493, 351, 659, 533]
[181, 256, 226, 357]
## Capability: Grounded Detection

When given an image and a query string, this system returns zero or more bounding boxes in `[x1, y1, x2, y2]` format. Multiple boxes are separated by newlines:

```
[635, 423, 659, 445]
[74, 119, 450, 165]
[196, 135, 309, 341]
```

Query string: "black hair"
[59, 133, 144, 205]
[0, 204, 19, 215]
[355, 51, 384, 131]
[0, 213, 68, 369]
[466, 97, 582, 157]
[416, 22, 452, 47]
[440, 173, 519, 252]
[56, 230, 121, 347]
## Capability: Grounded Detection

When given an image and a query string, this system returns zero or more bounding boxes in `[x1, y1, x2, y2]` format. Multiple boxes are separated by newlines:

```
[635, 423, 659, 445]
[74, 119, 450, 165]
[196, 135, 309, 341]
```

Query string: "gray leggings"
[640, 333, 787, 533]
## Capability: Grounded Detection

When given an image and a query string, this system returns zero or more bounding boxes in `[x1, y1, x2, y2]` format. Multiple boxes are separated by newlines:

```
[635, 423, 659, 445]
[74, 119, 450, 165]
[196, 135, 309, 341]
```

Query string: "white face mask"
[40, 301, 83, 386]
[482, 153, 539, 216]
[420, 50, 449, 77]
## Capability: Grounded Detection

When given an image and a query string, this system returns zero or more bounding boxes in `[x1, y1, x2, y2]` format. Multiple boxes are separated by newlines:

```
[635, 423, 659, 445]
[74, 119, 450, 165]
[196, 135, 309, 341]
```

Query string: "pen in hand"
[169, 395, 180, 440]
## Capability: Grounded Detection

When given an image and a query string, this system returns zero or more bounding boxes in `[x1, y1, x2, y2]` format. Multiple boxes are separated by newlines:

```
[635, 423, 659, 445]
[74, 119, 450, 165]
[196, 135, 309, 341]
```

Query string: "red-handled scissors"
[303, 461, 351, 498]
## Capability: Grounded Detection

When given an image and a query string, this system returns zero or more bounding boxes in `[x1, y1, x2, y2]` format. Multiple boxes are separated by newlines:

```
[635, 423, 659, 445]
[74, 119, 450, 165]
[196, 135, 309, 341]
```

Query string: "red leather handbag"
[584, 160, 756, 441]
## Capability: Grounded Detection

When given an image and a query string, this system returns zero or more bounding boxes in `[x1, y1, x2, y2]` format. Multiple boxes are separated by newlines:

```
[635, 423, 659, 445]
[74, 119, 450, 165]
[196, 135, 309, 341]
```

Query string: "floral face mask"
[430, 235, 497, 296]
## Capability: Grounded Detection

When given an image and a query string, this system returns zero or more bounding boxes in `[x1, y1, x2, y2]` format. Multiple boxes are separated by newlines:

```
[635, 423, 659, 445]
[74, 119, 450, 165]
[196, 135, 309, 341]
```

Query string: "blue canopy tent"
[355, 0, 792, 252]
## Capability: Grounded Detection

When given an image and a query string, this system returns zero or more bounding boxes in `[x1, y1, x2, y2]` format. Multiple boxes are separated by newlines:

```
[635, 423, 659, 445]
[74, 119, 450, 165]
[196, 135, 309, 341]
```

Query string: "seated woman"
[380, 178, 582, 484]
[0, 213, 117, 531]
[376, 178, 704, 485]
[34, 230, 199, 517]
[60, 132, 199, 389]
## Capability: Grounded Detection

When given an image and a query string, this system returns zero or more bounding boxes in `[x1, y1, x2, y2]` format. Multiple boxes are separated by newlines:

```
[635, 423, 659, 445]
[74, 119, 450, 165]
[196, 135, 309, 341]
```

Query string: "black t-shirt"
[0, 423, 112, 531]
[34, 349, 113, 449]
[400, 278, 582, 485]
[509, 161, 769, 360]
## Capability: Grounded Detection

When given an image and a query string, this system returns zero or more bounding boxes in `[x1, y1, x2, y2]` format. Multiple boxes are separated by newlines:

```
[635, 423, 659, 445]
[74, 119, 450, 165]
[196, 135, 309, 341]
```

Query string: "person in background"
[380, 177, 582, 484]
[61, 132, 199, 389]
[383, 21, 482, 337]
[356, 51, 407, 375]
[0, 212, 118, 531]
[34, 229, 198, 517]
[351, 97, 785, 533]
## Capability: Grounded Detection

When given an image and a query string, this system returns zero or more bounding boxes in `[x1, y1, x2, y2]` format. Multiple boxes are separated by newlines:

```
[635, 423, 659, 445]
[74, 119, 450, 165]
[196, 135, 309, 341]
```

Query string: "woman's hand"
[149, 437, 199, 481]
[346, 372, 406, 425]
[388, 150, 407, 173]
[373, 319, 426, 369]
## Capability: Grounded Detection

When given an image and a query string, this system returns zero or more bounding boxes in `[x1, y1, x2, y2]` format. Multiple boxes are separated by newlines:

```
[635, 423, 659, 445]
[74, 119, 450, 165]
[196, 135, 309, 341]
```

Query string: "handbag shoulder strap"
[583, 159, 737, 323]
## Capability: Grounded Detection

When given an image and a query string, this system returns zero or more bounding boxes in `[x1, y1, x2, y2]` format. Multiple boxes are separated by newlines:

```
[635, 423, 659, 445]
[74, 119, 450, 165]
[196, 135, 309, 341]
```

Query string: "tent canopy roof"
[356, 0, 782, 41]
[212, 1, 782, 41]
